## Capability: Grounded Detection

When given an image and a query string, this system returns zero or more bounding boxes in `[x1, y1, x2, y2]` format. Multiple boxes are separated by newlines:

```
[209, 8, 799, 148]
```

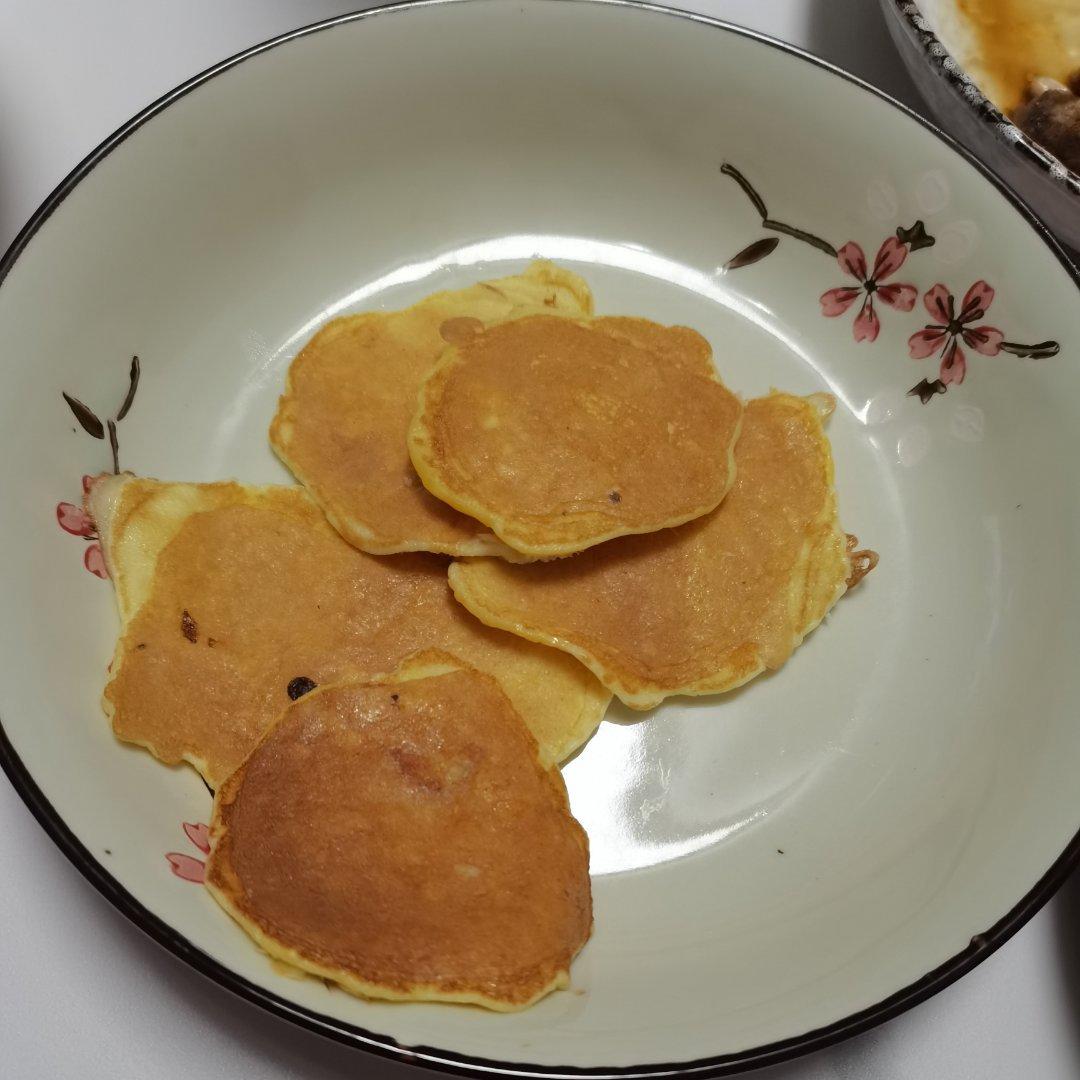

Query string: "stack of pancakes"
[86, 261, 875, 1011]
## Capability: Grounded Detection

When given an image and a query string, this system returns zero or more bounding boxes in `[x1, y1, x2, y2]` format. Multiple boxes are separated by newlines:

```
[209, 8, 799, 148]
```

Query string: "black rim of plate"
[1, 1, 1079, 1076]
[887, 0, 1080, 197]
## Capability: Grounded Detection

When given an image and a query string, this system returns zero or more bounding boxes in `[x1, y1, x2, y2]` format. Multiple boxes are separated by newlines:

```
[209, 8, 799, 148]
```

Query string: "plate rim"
[2, 1, 1079, 1076]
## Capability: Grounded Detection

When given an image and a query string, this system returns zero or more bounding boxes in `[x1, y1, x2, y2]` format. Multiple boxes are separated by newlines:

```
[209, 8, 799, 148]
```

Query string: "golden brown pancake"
[87, 475, 609, 786]
[204, 651, 592, 1011]
[269, 261, 593, 558]
[449, 393, 877, 709]
[409, 315, 744, 558]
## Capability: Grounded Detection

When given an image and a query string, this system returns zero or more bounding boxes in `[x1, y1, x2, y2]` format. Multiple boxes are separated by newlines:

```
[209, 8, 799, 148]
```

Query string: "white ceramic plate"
[2, 1, 1079, 1075]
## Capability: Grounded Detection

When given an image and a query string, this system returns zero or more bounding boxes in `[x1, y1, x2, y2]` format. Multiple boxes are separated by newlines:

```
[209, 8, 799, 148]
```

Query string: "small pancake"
[204, 651, 592, 1011]
[449, 393, 876, 709]
[88, 475, 609, 786]
[270, 261, 593, 558]
[410, 314, 743, 558]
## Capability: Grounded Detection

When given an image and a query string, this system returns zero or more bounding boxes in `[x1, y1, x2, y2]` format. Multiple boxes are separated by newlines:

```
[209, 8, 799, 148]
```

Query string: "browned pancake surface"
[96, 479, 608, 786]
[409, 315, 743, 558]
[205, 655, 592, 1010]
[450, 393, 871, 708]
[270, 261, 592, 557]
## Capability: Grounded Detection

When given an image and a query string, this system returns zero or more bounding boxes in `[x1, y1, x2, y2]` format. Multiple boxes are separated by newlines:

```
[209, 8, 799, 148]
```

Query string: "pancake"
[204, 651, 592, 1011]
[449, 393, 877, 709]
[269, 261, 593, 559]
[87, 475, 609, 786]
[409, 314, 744, 559]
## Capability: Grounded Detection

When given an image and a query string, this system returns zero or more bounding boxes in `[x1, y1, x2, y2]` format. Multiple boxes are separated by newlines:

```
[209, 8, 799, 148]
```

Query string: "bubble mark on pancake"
[180, 609, 198, 644]
[439, 316, 484, 345]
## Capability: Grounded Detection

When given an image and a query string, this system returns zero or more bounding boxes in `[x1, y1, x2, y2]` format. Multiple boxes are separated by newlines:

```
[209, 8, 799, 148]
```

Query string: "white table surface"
[2, 2, 1078, 1077]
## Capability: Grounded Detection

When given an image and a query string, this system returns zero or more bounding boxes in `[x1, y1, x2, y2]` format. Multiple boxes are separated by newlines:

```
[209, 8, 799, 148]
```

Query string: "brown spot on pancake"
[286, 676, 317, 700]
[180, 609, 197, 643]
[389, 744, 445, 793]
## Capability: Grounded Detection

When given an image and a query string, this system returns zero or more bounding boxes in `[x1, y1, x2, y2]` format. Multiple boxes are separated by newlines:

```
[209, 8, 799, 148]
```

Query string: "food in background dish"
[1014, 73, 1080, 173]
[957, 0, 1080, 170]
[409, 314, 743, 559]
[205, 652, 592, 1011]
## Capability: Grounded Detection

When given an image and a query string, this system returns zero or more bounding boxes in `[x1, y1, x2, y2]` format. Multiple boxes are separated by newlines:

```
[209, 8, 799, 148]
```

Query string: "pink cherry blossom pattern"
[820, 236, 918, 343]
[183, 821, 211, 854]
[83, 543, 108, 579]
[907, 281, 1003, 386]
[56, 502, 95, 537]
[165, 853, 206, 883]
[56, 480, 110, 578]
[906, 282, 1060, 401]
[166, 821, 210, 883]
